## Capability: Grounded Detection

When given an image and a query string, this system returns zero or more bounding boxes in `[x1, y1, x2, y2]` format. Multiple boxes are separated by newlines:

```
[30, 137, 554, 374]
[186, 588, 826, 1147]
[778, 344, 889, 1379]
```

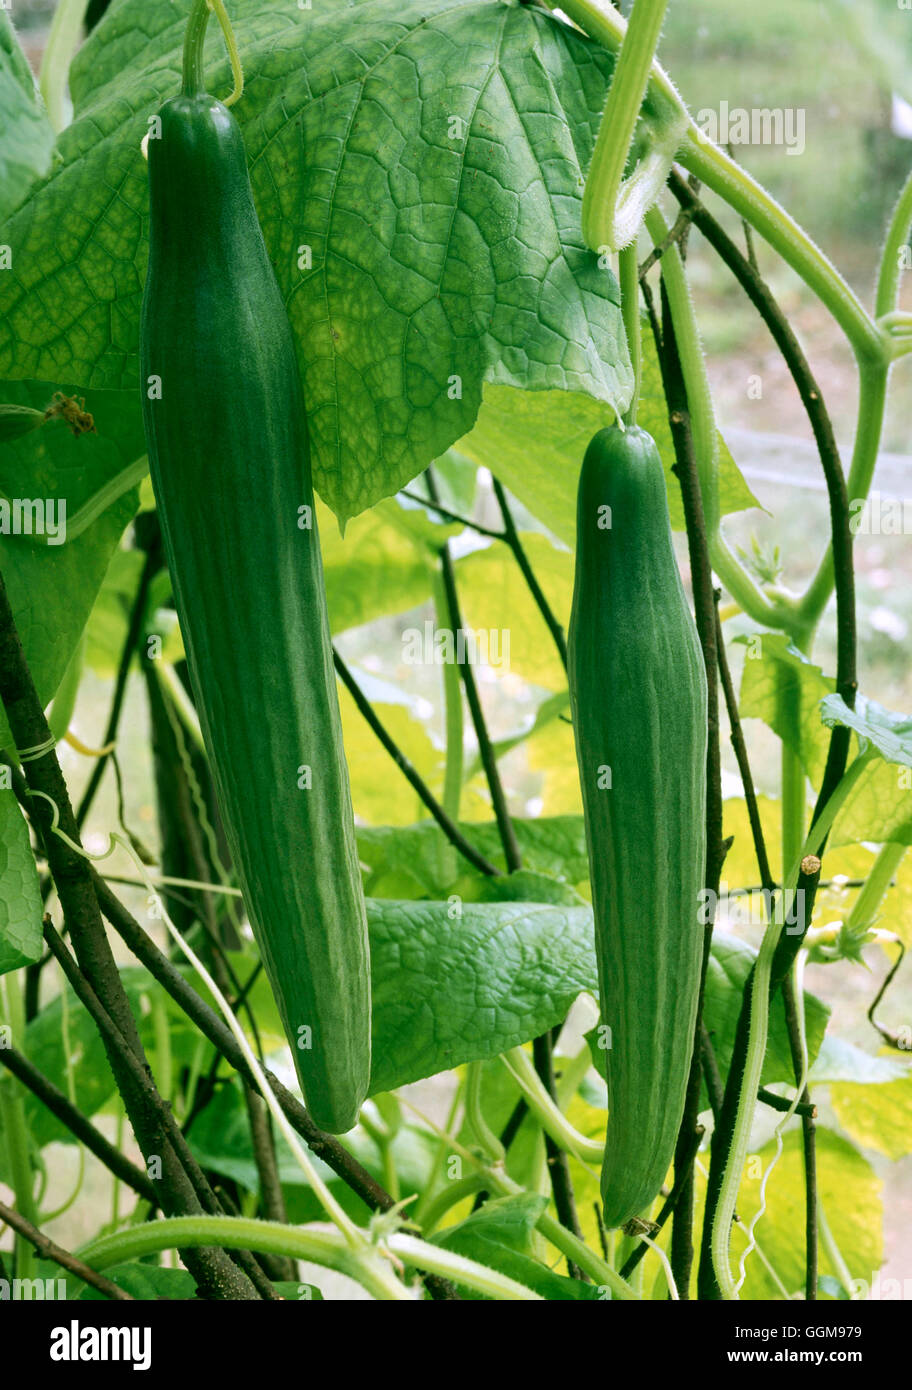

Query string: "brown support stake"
[0, 564, 258, 1301]
[42, 921, 279, 1302]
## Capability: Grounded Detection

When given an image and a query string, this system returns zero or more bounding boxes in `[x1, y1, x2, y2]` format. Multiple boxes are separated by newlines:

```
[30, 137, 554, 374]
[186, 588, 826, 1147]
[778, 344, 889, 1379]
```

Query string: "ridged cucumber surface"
[140, 93, 370, 1133]
[568, 425, 707, 1228]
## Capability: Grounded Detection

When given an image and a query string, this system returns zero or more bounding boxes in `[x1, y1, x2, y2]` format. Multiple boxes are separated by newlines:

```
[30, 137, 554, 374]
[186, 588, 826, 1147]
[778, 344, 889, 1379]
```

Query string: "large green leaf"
[831, 1060, 912, 1162]
[831, 760, 912, 848]
[0, 14, 54, 219]
[319, 497, 439, 635]
[367, 899, 597, 1094]
[0, 380, 144, 746]
[0, 0, 634, 524]
[738, 651, 912, 847]
[0, 785, 42, 976]
[822, 692, 912, 767]
[456, 533, 571, 693]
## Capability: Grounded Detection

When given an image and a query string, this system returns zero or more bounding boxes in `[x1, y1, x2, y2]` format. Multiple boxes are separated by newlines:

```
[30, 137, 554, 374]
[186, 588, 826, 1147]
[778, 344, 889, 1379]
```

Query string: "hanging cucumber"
[139, 3, 370, 1133]
[568, 425, 707, 1228]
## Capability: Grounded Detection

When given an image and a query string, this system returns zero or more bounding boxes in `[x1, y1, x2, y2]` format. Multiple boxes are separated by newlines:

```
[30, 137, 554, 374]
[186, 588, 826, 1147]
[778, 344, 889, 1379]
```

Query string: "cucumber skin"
[140, 95, 370, 1133]
[568, 426, 708, 1228]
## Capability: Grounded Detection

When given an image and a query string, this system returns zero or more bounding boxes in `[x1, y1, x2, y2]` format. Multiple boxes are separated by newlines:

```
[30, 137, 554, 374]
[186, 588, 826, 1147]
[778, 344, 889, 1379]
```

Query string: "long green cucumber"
[568, 425, 707, 1228]
[139, 80, 370, 1133]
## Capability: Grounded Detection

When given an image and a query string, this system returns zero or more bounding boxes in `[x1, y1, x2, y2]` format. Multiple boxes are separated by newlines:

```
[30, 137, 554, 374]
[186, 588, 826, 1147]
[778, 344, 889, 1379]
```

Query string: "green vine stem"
[644, 208, 718, 524]
[817, 1193, 856, 1298]
[477, 1169, 636, 1295]
[555, 1037, 598, 1107]
[500, 1048, 603, 1164]
[433, 569, 464, 822]
[39, 978, 88, 1224]
[619, 244, 642, 424]
[151, 993, 173, 1104]
[182, 0, 244, 105]
[157, 662, 206, 754]
[734, 951, 810, 1296]
[398, 1093, 637, 1297]
[711, 749, 873, 1298]
[47, 634, 85, 743]
[581, 0, 677, 252]
[559, 0, 884, 363]
[358, 1105, 401, 1203]
[38, 0, 89, 133]
[847, 841, 907, 931]
[644, 207, 793, 631]
[411, 1085, 465, 1228]
[420, 1173, 489, 1233]
[798, 361, 888, 632]
[874, 168, 912, 319]
[39, 1148, 86, 1225]
[679, 139, 884, 365]
[557, 0, 683, 115]
[0, 976, 38, 1280]
[465, 1062, 506, 1161]
[61, 459, 148, 545]
[182, 0, 213, 97]
[78, 1215, 542, 1301]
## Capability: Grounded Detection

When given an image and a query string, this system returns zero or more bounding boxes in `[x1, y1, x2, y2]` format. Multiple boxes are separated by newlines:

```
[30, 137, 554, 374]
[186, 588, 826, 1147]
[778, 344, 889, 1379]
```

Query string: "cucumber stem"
[181, 0, 243, 105]
[38, 0, 89, 133]
[181, 0, 212, 98]
[619, 244, 641, 425]
[581, 0, 672, 251]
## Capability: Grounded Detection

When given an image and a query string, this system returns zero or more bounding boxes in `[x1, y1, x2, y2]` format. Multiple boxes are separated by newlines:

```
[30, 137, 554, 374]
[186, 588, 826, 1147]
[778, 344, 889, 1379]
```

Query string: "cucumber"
[140, 89, 370, 1133]
[568, 425, 707, 1228]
